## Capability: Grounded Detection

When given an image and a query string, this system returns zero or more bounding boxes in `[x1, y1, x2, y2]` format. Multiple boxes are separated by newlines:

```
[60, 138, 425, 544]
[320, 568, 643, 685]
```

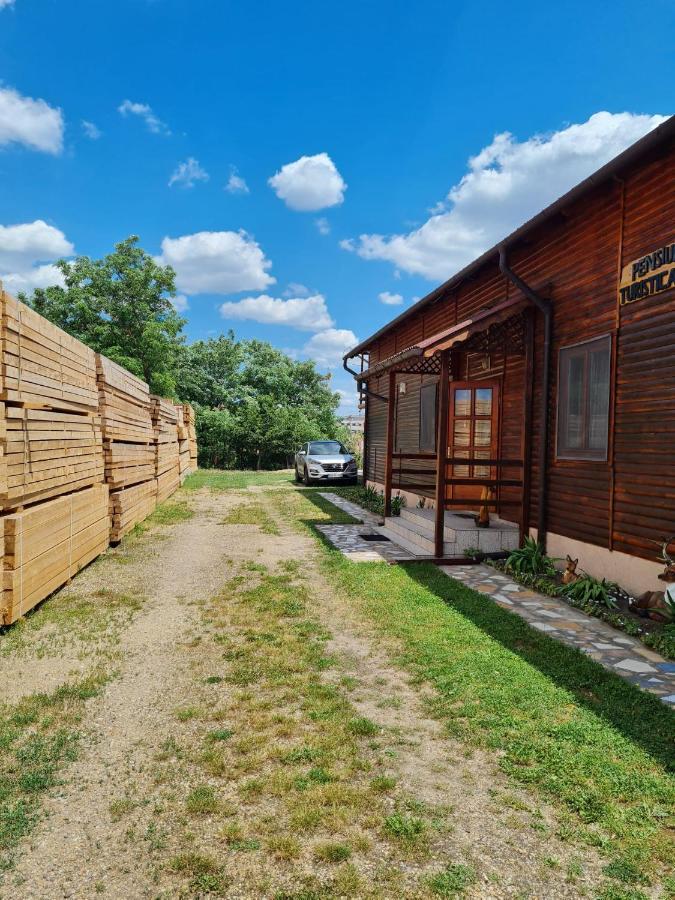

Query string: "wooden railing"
[385, 451, 525, 558]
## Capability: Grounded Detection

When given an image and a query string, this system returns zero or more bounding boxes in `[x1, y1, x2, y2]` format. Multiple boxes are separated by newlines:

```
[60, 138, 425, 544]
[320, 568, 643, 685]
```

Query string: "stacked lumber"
[109, 479, 157, 543]
[151, 395, 180, 496]
[97, 355, 157, 541]
[2, 406, 104, 507]
[97, 355, 153, 443]
[183, 404, 198, 468]
[1, 289, 99, 413]
[2, 484, 109, 625]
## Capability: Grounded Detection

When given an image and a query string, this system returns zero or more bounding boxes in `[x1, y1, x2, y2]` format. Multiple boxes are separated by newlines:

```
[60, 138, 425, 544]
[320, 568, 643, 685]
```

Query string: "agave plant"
[563, 574, 618, 610]
[506, 537, 556, 577]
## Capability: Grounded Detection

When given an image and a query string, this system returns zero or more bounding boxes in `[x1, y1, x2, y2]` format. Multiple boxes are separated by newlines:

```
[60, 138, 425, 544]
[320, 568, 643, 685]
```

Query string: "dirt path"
[0, 485, 609, 899]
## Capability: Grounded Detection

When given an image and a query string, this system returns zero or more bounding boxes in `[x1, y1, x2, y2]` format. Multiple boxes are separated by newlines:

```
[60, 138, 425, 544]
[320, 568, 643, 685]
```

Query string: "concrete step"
[399, 506, 458, 541]
[380, 517, 435, 555]
[392, 507, 521, 555]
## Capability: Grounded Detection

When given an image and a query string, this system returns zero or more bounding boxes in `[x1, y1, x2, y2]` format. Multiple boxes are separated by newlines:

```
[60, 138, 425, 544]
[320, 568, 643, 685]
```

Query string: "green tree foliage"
[23, 236, 184, 395]
[179, 339, 345, 470]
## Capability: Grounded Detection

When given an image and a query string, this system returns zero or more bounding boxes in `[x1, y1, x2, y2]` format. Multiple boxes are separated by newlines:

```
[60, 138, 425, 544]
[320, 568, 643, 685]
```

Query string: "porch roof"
[359, 296, 527, 380]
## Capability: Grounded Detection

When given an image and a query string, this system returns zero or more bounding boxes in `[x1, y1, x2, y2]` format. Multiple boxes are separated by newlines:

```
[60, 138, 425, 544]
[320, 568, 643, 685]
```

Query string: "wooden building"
[343, 116, 675, 595]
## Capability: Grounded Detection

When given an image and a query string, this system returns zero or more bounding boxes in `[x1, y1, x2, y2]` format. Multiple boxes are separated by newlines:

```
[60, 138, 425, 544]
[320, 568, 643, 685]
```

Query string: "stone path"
[315, 492, 415, 562]
[441, 564, 675, 706]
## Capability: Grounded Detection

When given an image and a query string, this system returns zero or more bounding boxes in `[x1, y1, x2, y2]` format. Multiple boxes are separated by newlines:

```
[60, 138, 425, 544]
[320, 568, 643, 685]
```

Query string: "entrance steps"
[377, 505, 519, 558]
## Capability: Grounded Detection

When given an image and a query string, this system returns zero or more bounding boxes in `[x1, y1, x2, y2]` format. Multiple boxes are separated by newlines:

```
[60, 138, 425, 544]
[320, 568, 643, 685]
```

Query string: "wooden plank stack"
[152, 396, 180, 503]
[2, 483, 109, 625]
[184, 404, 198, 469]
[97, 354, 157, 542]
[0, 286, 196, 624]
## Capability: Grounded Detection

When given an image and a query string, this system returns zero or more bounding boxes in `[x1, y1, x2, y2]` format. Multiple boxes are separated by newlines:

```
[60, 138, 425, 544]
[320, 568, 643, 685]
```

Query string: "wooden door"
[446, 381, 500, 504]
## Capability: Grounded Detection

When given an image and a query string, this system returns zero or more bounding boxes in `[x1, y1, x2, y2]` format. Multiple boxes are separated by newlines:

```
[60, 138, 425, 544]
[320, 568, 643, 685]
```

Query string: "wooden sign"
[619, 241, 675, 305]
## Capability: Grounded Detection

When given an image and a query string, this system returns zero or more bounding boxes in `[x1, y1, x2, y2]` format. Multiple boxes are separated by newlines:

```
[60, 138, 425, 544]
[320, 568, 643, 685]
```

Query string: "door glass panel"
[473, 449, 490, 478]
[474, 419, 491, 447]
[453, 420, 470, 447]
[475, 388, 492, 416]
[453, 450, 469, 478]
[454, 389, 471, 417]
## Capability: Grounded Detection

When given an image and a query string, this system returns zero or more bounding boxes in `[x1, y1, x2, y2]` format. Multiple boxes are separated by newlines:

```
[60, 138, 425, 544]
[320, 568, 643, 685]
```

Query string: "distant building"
[341, 414, 365, 434]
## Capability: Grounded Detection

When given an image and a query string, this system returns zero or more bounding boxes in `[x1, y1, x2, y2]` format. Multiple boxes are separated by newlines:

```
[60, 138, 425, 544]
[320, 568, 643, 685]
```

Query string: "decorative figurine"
[562, 555, 579, 585]
[636, 536, 675, 623]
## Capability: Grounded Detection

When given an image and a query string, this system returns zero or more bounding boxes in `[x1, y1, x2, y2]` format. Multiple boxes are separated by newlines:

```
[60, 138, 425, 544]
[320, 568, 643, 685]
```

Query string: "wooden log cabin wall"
[346, 116, 675, 595]
[0, 284, 198, 624]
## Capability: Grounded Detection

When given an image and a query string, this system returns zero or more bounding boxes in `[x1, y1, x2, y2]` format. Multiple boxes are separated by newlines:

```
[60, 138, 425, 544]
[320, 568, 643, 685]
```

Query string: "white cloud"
[168, 157, 209, 189]
[0, 220, 73, 270]
[0, 87, 64, 154]
[315, 217, 330, 236]
[378, 291, 404, 306]
[0, 1, 16, 9]
[225, 167, 249, 194]
[170, 294, 189, 313]
[343, 111, 668, 281]
[301, 328, 358, 368]
[283, 282, 310, 298]
[1, 264, 64, 294]
[219, 294, 333, 332]
[0, 220, 73, 295]
[81, 120, 102, 140]
[157, 230, 275, 295]
[268, 152, 346, 211]
[118, 99, 170, 135]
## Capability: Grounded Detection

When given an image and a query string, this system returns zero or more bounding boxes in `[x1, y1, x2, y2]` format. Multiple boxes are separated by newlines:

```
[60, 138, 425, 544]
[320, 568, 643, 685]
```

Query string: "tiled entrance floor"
[441, 565, 675, 706]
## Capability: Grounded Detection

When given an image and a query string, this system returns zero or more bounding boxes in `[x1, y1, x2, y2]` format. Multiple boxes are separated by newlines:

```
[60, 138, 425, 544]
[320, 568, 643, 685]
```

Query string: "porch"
[358, 300, 536, 560]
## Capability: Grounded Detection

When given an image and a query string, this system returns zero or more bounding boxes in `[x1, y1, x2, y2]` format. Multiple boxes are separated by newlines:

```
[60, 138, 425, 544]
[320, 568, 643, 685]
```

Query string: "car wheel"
[303, 467, 312, 486]
[294, 465, 302, 483]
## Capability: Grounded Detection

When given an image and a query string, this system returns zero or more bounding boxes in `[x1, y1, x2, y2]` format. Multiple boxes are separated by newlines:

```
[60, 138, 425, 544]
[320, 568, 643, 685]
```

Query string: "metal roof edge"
[344, 114, 675, 360]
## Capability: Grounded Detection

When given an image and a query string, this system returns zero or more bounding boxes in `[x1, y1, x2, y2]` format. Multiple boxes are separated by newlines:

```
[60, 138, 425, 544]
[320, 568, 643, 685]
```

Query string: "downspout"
[343, 354, 388, 402]
[498, 246, 552, 551]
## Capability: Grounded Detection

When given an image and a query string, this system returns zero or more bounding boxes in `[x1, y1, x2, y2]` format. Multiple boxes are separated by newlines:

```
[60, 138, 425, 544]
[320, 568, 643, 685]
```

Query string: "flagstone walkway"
[314, 494, 675, 707]
[441, 564, 675, 706]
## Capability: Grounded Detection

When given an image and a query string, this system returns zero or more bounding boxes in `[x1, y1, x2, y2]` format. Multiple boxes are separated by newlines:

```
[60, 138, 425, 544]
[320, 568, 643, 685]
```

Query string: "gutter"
[342, 354, 388, 402]
[498, 246, 552, 551]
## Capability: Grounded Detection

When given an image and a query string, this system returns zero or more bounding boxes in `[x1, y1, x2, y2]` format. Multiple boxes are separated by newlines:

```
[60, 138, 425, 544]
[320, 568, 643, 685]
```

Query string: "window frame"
[418, 382, 438, 452]
[556, 333, 612, 463]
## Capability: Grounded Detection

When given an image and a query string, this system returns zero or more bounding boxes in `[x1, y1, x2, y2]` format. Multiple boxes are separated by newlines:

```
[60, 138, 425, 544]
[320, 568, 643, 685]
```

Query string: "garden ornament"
[562, 555, 579, 585]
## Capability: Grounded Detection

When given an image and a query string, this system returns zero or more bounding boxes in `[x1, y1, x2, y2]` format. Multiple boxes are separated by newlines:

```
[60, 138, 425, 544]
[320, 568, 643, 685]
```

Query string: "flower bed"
[488, 558, 675, 661]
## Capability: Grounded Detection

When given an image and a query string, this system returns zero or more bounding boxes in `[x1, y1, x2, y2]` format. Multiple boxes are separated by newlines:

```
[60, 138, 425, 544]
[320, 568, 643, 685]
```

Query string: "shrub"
[506, 537, 556, 577]
[564, 574, 618, 610]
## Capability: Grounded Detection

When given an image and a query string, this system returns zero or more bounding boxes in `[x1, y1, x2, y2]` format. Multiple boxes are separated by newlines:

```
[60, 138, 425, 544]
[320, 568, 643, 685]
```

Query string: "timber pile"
[2, 483, 109, 625]
[183, 404, 198, 468]
[97, 355, 158, 541]
[0, 286, 196, 623]
[175, 404, 191, 483]
[109, 479, 157, 543]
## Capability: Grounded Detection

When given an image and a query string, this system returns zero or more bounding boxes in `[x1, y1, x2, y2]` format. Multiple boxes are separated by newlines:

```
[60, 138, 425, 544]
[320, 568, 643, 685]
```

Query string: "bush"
[564, 574, 618, 610]
[506, 537, 556, 577]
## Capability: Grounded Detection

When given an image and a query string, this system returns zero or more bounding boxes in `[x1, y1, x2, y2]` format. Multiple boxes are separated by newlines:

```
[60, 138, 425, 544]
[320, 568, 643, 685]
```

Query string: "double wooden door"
[446, 380, 500, 505]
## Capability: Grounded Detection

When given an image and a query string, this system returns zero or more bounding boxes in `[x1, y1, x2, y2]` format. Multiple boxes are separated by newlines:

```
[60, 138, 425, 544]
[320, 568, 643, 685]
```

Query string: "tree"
[184, 338, 343, 469]
[23, 236, 185, 395]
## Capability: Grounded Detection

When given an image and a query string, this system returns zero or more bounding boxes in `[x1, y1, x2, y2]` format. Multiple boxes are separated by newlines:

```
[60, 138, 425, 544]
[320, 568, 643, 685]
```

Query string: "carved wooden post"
[383, 369, 396, 518]
[434, 351, 450, 557]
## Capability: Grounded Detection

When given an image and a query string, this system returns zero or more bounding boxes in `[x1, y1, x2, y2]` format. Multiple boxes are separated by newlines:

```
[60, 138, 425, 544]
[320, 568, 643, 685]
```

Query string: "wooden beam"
[383, 369, 396, 518]
[433, 351, 450, 557]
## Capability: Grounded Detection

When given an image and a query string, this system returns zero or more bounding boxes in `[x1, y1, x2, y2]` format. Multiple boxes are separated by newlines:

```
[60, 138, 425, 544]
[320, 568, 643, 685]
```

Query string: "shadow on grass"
[299, 490, 675, 772]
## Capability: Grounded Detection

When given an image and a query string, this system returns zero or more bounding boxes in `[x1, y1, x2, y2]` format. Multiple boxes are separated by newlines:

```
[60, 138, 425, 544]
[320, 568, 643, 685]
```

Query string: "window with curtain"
[557, 335, 611, 460]
[419, 383, 437, 452]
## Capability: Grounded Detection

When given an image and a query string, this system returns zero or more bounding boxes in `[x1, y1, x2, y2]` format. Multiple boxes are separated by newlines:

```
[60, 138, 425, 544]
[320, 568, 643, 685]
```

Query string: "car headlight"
[346, 461, 357, 470]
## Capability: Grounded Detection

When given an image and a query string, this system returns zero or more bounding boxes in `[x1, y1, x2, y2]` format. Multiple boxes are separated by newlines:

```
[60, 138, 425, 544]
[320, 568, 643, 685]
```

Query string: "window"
[419, 383, 437, 452]
[557, 335, 611, 461]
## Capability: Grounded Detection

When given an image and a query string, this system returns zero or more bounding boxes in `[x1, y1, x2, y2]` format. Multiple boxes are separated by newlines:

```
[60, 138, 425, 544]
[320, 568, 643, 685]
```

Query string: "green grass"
[0, 672, 107, 868]
[222, 503, 280, 535]
[272, 487, 675, 889]
[427, 862, 477, 896]
[183, 469, 295, 491]
[146, 498, 194, 525]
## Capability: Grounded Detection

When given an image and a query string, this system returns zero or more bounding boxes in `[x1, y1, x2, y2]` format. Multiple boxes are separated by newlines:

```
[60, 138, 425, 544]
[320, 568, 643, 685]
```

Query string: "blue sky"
[0, 0, 672, 413]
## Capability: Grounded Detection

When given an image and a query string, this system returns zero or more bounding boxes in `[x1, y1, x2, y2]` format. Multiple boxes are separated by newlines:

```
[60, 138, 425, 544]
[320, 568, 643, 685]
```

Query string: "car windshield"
[308, 441, 347, 456]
